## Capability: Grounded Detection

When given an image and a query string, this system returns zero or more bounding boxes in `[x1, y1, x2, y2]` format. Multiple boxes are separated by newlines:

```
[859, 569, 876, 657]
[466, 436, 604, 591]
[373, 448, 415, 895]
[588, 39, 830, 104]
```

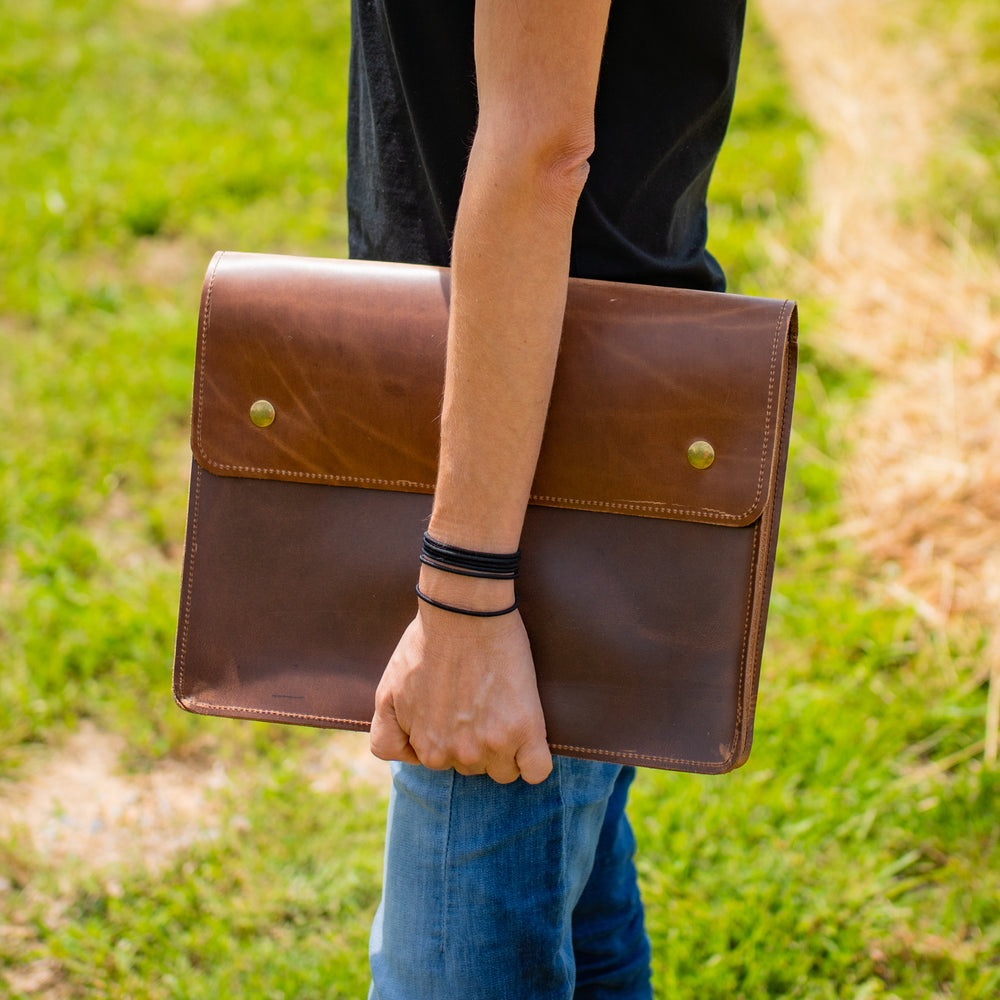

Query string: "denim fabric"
[369, 758, 652, 999]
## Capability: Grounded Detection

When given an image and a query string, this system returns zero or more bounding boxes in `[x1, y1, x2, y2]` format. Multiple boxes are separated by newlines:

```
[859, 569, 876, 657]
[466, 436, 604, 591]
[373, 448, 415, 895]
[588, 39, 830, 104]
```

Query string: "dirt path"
[0, 724, 385, 876]
[758, 0, 1000, 758]
[0, 723, 385, 996]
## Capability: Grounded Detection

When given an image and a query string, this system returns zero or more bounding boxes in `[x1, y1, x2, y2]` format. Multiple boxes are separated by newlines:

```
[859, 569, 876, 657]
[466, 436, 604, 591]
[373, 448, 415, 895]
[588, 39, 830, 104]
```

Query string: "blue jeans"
[369, 757, 652, 999]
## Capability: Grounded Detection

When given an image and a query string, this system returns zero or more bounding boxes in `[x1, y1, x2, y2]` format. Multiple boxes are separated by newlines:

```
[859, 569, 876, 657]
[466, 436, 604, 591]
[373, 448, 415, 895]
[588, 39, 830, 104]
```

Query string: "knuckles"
[415, 747, 451, 771]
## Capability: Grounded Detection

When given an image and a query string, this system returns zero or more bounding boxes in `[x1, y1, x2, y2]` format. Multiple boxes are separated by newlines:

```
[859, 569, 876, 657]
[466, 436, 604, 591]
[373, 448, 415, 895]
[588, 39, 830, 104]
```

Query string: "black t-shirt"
[347, 0, 746, 292]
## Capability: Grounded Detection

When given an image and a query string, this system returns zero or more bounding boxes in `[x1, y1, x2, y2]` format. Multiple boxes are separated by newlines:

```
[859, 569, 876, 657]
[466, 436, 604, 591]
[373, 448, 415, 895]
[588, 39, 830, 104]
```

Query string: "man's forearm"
[428, 143, 588, 554]
[426, 0, 611, 566]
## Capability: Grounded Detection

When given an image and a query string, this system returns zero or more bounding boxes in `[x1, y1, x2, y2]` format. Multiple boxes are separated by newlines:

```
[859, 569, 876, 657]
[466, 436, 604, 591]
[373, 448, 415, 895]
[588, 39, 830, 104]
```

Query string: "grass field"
[2, 1, 998, 997]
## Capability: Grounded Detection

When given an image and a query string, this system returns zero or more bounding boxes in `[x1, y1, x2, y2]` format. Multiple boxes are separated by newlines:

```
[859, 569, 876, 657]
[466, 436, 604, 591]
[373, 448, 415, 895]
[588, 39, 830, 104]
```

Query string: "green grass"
[67, 777, 381, 999]
[709, 19, 817, 296]
[909, 0, 1000, 253]
[2, 1, 998, 997]
[0, 0, 350, 758]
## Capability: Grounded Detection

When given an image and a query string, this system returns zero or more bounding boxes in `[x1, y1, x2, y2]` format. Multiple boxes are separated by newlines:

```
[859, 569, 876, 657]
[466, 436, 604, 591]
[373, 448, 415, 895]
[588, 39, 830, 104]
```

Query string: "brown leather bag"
[173, 252, 798, 773]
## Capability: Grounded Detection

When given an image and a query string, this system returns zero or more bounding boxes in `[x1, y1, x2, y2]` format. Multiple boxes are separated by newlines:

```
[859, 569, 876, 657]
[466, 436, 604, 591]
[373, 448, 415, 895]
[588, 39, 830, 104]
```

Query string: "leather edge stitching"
[178, 699, 373, 730]
[173, 462, 202, 701]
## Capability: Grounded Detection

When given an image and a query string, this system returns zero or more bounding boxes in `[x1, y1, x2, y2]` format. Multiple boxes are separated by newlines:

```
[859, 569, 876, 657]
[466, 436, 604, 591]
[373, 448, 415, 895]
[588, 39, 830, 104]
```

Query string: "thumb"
[370, 693, 420, 765]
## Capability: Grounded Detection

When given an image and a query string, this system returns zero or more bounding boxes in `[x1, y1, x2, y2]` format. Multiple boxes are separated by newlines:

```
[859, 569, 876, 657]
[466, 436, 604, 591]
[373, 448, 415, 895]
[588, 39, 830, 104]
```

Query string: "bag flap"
[192, 252, 797, 526]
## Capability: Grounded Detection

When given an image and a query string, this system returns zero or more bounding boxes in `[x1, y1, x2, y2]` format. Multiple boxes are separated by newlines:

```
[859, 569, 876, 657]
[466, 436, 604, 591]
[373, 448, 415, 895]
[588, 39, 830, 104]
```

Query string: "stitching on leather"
[194, 251, 224, 462]
[547, 742, 729, 770]
[174, 701, 737, 771]
[200, 458, 434, 493]
[729, 320, 794, 760]
[174, 463, 202, 698]
[527, 494, 744, 521]
[729, 519, 761, 766]
[733, 344, 795, 760]
[182, 699, 372, 729]
[194, 282, 793, 522]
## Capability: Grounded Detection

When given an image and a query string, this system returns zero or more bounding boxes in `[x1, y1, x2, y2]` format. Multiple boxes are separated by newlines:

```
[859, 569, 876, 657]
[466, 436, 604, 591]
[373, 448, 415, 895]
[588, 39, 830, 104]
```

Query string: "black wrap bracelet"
[415, 584, 519, 618]
[419, 532, 521, 580]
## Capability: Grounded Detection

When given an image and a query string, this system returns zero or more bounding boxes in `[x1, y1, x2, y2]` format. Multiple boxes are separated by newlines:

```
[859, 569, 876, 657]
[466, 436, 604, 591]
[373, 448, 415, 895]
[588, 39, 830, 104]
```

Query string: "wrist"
[426, 510, 525, 556]
[417, 563, 516, 614]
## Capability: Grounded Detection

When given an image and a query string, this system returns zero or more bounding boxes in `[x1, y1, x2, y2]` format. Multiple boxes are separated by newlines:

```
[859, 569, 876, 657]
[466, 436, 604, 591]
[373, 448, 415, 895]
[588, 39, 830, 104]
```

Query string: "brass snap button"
[249, 399, 276, 428]
[687, 440, 715, 470]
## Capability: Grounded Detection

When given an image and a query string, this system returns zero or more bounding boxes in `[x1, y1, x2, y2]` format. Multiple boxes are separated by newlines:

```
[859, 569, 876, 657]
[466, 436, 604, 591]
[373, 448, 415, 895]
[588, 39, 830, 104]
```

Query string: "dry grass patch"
[758, 0, 1000, 758]
[0, 723, 222, 874]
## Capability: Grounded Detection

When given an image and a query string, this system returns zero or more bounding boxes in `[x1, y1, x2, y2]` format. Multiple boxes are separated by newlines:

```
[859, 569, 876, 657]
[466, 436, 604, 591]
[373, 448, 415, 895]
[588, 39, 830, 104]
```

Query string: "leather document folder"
[174, 252, 798, 773]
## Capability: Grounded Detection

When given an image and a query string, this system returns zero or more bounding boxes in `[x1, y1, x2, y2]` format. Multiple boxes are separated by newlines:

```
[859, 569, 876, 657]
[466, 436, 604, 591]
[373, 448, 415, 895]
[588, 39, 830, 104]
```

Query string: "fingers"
[515, 737, 554, 785]
[447, 727, 554, 785]
[485, 722, 552, 784]
[416, 737, 515, 781]
[374, 710, 552, 786]
[447, 753, 546, 785]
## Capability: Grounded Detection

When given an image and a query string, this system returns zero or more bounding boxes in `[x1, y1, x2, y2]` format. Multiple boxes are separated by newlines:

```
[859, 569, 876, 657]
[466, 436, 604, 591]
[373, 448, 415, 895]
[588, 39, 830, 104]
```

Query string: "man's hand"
[370, 602, 553, 785]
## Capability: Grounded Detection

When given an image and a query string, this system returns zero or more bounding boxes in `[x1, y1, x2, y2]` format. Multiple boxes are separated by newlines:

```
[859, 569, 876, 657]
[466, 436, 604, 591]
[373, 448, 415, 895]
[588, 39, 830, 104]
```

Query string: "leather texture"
[174, 252, 798, 773]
